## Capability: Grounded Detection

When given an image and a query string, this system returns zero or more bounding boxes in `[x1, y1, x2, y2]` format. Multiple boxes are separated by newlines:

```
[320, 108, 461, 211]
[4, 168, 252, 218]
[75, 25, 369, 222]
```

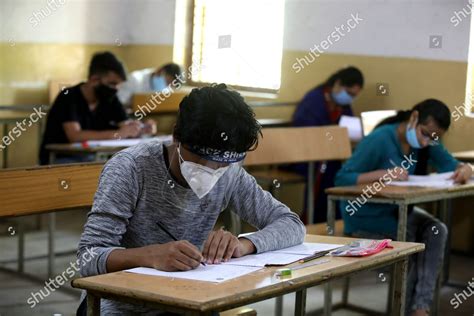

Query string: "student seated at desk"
[291, 66, 364, 223]
[76, 84, 305, 315]
[117, 62, 182, 107]
[40, 52, 156, 164]
[335, 99, 473, 316]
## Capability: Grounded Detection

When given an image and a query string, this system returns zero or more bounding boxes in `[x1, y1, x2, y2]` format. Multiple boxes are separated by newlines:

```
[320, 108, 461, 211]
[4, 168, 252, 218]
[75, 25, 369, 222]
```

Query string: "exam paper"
[339, 115, 363, 141]
[388, 172, 474, 188]
[126, 264, 261, 283]
[84, 135, 172, 147]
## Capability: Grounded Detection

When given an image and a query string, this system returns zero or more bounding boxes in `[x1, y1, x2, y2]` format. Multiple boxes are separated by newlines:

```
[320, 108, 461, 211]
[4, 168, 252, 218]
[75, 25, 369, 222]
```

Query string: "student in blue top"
[292, 66, 364, 223]
[335, 99, 473, 316]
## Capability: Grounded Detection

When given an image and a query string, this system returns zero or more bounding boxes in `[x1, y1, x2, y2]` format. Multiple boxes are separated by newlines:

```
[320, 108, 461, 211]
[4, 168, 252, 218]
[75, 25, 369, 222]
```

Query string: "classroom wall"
[1, 0, 473, 161]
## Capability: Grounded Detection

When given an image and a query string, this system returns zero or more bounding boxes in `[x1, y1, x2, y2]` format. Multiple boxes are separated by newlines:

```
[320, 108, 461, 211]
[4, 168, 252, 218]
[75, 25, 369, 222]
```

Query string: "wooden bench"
[0, 162, 257, 315]
[244, 126, 352, 225]
[0, 163, 102, 276]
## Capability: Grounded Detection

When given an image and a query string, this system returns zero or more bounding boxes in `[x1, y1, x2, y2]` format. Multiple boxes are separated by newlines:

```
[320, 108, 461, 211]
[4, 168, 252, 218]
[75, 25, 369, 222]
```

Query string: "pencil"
[298, 250, 331, 263]
[156, 221, 206, 266]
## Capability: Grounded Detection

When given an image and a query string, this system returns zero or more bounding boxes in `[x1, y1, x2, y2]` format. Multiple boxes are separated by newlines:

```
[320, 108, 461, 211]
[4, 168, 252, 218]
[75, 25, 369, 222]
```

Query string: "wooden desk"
[71, 235, 423, 316]
[256, 118, 292, 127]
[453, 150, 474, 163]
[325, 184, 474, 241]
[45, 136, 172, 163]
[325, 183, 474, 315]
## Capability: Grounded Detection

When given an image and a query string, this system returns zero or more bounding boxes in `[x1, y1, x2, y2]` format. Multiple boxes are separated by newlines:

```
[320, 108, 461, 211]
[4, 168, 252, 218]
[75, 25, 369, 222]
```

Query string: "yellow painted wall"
[0, 43, 473, 167]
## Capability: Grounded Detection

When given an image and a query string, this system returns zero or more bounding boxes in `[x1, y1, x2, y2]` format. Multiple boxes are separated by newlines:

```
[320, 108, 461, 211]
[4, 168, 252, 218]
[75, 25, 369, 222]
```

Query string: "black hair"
[174, 83, 262, 153]
[317, 66, 364, 89]
[88, 51, 127, 81]
[159, 63, 182, 79]
[375, 99, 451, 130]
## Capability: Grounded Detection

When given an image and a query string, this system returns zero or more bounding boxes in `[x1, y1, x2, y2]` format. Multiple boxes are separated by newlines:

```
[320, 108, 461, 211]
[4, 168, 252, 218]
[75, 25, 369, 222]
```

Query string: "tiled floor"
[0, 211, 473, 316]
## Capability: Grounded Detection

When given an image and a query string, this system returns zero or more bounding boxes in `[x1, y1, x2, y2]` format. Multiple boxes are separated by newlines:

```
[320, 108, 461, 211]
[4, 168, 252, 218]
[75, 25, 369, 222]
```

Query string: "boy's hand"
[141, 240, 203, 271]
[203, 228, 255, 264]
[450, 163, 473, 184]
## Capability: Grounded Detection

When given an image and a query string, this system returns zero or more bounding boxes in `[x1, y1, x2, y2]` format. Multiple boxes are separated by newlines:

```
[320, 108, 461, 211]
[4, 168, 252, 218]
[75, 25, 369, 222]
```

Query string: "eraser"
[275, 268, 292, 279]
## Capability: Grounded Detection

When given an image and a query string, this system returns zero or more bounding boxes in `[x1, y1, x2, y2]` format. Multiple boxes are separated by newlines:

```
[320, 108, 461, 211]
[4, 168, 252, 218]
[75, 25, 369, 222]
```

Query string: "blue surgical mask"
[151, 75, 167, 91]
[331, 89, 353, 106]
[405, 125, 422, 149]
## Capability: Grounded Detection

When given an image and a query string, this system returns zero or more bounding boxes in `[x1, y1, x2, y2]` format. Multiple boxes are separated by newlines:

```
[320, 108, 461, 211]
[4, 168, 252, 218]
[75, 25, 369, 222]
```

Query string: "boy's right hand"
[387, 167, 409, 181]
[141, 240, 203, 271]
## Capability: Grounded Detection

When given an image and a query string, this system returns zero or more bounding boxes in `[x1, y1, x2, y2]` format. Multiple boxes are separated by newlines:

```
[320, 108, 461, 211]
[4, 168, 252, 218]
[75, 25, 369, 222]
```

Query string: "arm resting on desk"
[226, 167, 306, 253]
[63, 121, 141, 142]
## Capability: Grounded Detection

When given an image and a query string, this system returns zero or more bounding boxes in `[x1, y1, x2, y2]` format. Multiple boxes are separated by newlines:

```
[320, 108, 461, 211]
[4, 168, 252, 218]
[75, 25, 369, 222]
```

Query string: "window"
[189, 0, 285, 91]
[466, 12, 474, 117]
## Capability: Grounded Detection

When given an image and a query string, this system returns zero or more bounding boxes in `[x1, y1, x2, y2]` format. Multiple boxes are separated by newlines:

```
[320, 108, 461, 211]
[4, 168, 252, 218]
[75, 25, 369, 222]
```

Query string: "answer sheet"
[388, 172, 474, 188]
[81, 135, 172, 147]
[125, 242, 344, 282]
[126, 264, 261, 283]
[339, 115, 363, 141]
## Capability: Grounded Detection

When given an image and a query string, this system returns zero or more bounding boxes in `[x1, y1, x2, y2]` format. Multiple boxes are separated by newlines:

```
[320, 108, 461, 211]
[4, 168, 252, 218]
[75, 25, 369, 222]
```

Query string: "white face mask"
[177, 144, 229, 199]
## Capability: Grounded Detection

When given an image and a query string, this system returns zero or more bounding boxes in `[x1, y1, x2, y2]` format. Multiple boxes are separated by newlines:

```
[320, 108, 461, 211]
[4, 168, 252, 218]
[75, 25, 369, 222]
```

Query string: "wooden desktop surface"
[71, 235, 423, 313]
[453, 150, 474, 162]
[326, 183, 474, 200]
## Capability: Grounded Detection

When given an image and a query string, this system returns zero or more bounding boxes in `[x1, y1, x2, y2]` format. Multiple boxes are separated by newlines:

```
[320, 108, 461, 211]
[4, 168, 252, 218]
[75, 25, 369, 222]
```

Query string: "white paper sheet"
[83, 135, 172, 148]
[388, 172, 474, 188]
[126, 264, 261, 283]
[339, 115, 363, 141]
[125, 242, 346, 282]
[273, 242, 344, 255]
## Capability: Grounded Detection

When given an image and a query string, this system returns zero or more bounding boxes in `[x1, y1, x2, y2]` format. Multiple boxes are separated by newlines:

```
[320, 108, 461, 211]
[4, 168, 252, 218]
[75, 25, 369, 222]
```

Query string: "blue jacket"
[335, 123, 459, 237]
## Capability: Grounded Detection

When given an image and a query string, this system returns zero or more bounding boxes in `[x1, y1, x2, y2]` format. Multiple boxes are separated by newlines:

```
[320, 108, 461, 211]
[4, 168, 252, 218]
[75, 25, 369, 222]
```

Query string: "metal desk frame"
[324, 185, 474, 315]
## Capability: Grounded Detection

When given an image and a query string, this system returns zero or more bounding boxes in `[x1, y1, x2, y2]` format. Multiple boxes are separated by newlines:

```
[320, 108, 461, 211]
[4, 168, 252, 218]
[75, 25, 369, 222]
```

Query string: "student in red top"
[292, 66, 364, 223]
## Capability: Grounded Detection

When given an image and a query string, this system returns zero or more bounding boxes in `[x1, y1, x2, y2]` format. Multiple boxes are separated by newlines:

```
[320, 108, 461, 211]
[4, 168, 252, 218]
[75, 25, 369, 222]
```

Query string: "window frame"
[182, 0, 283, 94]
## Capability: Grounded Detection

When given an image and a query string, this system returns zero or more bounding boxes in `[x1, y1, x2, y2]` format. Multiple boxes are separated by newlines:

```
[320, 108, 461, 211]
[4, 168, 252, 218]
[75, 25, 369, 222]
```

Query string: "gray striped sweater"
[77, 140, 305, 315]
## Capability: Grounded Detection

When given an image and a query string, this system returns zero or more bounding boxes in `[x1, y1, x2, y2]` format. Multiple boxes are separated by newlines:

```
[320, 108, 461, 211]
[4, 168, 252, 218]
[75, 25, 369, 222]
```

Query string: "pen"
[298, 250, 331, 263]
[156, 221, 206, 266]
[389, 159, 398, 168]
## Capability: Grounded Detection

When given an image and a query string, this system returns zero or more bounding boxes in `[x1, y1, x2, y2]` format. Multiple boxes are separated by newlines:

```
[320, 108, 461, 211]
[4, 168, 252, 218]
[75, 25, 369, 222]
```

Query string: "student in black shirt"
[40, 52, 156, 164]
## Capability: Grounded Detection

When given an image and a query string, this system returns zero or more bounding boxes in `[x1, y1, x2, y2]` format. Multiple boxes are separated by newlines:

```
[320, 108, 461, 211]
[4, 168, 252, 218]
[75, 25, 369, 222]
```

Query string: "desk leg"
[323, 283, 332, 316]
[324, 198, 336, 316]
[326, 196, 336, 236]
[306, 162, 315, 224]
[49, 152, 56, 164]
[18, 221, 25, 273]
[397, 203, 408, 242]
[295, 288, 307, 316]
[48, 213, 56, 277]
[87, 293, 100, 316]
[391, 258, 408, 316]
[275, 295, 283, 316]
[438, 199, 452, 284]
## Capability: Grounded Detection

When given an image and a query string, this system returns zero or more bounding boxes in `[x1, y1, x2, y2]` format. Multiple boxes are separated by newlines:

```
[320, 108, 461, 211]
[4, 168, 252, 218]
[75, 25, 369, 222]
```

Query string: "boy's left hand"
[202, 228, 256, 264]
[450, 163, 473, 184]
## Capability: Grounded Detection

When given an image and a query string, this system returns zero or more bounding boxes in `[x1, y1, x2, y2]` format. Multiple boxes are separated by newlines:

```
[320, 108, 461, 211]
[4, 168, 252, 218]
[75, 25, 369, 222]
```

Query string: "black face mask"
[94, 84, 117, 103]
